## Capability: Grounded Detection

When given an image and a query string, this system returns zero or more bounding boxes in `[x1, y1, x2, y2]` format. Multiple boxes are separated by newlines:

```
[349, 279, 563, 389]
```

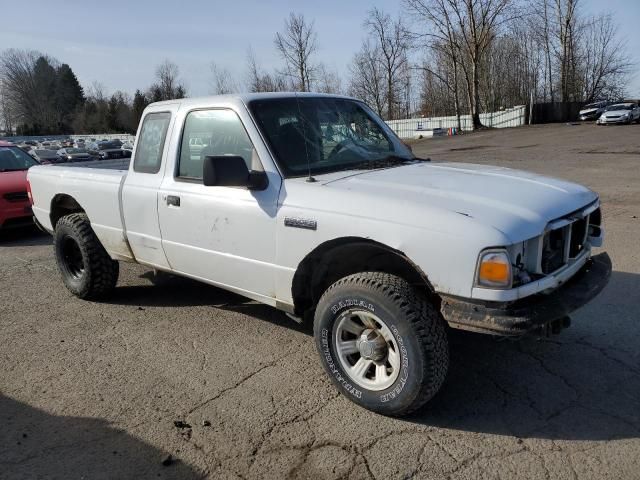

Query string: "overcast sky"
[1, 0, 638, 99]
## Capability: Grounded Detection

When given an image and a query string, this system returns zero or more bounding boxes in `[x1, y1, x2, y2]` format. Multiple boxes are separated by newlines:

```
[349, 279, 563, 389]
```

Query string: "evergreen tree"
[55, 64, 84, 133]
[132, 89, 149, 128]
[32, 56, 57, 133]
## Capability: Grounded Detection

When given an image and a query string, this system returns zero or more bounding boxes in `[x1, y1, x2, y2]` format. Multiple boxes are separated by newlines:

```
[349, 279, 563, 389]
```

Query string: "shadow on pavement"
[411, 270, 640, 441]
[0, 226, 51, 247]
[0, 394, 200, 479]
[106, 265, 638, 441]
[107, 271, 313, 336]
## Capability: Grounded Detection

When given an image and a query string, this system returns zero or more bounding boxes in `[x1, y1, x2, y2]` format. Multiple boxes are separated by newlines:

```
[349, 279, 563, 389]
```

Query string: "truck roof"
[148, 91, 358, 109]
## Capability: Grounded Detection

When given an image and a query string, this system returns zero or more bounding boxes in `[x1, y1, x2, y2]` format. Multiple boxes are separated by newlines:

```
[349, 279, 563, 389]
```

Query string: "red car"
[0, 141, 39, 230]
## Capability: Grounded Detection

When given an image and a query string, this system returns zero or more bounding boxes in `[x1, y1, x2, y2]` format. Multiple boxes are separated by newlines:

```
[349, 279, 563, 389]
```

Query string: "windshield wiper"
[350, 155, 429, 170]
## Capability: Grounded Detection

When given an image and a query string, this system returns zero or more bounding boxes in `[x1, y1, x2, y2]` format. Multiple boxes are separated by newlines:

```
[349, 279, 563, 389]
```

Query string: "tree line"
[0, 0, 633, 135]
[407, 0, 632, 128]
[0, 51, 186, 135]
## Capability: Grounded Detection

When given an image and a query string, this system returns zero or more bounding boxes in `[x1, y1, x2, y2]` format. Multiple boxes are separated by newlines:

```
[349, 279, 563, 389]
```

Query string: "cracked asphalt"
[1, 123, 639, 479]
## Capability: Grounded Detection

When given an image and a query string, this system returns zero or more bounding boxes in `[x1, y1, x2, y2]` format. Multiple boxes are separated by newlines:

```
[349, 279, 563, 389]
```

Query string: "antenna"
[294, 93, 316, 183]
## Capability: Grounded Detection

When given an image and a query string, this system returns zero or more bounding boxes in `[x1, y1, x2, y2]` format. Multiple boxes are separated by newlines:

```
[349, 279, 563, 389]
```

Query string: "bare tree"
[415, 46, 465, 122]
[406, 0, 514, 128]
[348, 41, 387, 117]
[87, 81, 108, 102]
[0, 49, 40, 128]
[578, 14, 631, 102]
[451, 0, 514, 128]
[404, 0, 464, 128]
[210, 63, 239, 95]
[149, 60, 186, 101]
[554, 0, 579, 102]
[316, 64, 343, 94]
[274, 13, 317, 92]
[246, 48, 264, 93]
[365, 8, 410, 120]
[246, 48, 289, 93]
[0, 79, 16, 134]
[539, 0, 555, 102]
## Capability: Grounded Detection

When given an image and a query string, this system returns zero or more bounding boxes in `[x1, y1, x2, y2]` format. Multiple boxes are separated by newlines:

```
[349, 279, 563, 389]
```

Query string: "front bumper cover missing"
[440, 252, 612, 336]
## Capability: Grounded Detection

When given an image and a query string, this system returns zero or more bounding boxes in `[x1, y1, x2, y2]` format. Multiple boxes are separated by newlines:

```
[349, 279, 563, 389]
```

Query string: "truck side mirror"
[203, 155, 268, 190]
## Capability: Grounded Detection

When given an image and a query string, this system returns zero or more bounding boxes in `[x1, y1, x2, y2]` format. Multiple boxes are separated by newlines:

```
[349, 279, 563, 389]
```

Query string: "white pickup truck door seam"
[121, 105, 179, 269]
[157, 105, 282, 304]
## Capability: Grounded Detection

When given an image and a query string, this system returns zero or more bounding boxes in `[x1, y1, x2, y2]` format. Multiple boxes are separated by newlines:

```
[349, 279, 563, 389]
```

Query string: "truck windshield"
[248, 97, 415, 177]
[0, 146, 39, 171]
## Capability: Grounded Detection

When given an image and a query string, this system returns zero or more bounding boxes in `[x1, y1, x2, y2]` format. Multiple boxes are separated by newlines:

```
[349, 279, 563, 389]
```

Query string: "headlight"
[476, 250, 512, 288]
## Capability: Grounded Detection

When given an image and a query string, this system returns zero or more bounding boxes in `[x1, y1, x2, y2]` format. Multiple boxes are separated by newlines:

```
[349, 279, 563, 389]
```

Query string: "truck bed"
[28, 161, 132, 260]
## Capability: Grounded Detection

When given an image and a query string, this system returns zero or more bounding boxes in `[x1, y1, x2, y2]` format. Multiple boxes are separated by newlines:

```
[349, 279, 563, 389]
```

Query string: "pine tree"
[132, 89, 149, 127]
[32, 56, 57, 133]
[54, 64, 85, 133]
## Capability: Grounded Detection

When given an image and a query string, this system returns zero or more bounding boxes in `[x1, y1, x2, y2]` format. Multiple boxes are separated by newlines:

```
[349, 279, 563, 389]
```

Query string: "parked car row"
[15, 139, 133, 165]
[579, 101, 640, 124]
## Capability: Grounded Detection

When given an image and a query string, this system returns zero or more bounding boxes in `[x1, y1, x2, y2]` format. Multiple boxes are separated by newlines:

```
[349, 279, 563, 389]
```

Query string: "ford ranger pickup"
[27, 93, 611, 415]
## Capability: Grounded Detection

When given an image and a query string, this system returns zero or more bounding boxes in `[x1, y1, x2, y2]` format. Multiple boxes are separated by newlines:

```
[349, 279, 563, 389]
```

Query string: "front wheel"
[314, 272, 449, 416]
[54, 213, 119, 300]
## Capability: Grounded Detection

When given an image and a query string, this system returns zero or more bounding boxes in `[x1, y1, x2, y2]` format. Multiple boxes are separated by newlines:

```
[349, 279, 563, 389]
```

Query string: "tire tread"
[316, 272, 448, 415]
[55, 213, 119, 300]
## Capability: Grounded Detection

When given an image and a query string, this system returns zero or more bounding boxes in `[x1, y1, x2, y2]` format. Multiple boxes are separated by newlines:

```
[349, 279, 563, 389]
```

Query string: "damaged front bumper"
[440, 252, 612, 336]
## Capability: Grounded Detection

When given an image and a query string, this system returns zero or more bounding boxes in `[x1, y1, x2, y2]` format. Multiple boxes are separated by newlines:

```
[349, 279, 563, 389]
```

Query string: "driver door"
[157, 108, 281, 304]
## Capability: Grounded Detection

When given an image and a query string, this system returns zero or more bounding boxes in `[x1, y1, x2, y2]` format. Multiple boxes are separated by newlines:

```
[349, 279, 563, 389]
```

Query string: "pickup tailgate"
[28, 161, 133, 260]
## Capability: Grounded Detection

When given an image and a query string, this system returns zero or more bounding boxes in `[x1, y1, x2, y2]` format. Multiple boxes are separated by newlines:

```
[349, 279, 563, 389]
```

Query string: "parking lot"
[1, 122, 639, 479]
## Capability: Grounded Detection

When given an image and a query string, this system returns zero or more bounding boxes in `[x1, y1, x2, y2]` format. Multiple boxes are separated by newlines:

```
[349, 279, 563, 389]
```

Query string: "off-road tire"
[314, 272, 448, 416]
[54, 213, 119, 300]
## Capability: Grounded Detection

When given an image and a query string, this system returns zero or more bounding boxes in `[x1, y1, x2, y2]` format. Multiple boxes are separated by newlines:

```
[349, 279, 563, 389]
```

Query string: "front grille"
[540, 205, 598, 274]
[541, 228, 566, 274]
[569, 217, 587, 257]
[3, 191, 28, 202]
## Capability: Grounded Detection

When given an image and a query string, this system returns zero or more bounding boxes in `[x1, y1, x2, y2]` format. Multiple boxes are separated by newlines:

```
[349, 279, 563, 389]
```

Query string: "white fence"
[71, 133, 136, 143]
[386, 105, 527, 139]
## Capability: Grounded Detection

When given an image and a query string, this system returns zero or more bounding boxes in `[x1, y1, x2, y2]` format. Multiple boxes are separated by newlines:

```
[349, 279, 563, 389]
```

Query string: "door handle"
[166, 195, 180, 207]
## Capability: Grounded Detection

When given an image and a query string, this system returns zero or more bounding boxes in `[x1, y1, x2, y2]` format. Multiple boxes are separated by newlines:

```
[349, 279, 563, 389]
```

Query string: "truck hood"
[318, 162, 597, 243]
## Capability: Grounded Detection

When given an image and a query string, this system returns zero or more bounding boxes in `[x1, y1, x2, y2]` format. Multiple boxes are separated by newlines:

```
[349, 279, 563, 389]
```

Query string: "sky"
[1, 0, 638, 99]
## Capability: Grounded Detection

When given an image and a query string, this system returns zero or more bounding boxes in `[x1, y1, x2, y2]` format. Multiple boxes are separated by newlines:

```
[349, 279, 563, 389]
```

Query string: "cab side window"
[178, 109, 255, 180]
[133, 112, 171, 174]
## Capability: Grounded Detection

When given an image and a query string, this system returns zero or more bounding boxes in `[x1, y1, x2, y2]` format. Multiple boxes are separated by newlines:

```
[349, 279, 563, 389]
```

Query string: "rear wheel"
[314, 272, 449, 416]
[54, 213, 119, 300]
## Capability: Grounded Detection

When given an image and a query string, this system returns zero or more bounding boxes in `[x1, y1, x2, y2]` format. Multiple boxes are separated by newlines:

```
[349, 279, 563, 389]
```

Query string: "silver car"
[597, 103, 640, 125]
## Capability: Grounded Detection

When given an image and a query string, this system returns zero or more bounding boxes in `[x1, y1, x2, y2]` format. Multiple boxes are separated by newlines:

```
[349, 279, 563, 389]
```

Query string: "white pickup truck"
[28, 93, 611, 415]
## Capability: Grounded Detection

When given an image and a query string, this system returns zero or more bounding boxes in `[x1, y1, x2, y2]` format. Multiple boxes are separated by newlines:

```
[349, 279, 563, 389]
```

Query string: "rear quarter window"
[133, 112, 171, 174]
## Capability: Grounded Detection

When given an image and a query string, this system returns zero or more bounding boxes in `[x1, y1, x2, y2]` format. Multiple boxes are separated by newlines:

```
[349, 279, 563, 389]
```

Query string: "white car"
[27, 93, 611, 416]
[597, 102, 640, 125]
[578, 101, 608, 121]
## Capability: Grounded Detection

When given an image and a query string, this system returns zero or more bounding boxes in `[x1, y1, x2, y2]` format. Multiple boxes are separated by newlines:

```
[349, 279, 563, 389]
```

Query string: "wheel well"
[50, 194, 85, 229]
[291, 237, 436, 318]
